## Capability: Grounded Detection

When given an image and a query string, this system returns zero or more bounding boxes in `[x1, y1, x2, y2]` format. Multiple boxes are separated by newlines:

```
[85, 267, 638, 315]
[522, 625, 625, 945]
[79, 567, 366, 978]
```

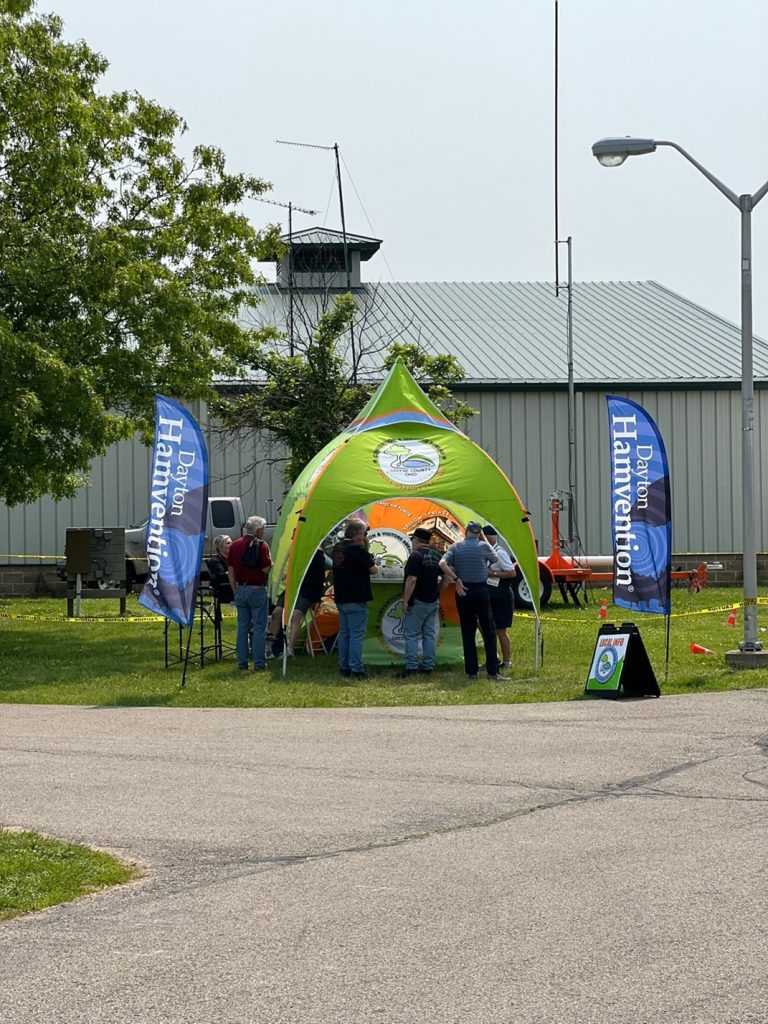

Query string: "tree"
[0, 0, 281, 505]
[216, 293, 477, 484]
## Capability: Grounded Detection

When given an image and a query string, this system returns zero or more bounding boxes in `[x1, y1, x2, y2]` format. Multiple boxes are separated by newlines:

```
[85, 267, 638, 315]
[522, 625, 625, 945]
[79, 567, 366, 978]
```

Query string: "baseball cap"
[466, 521, 482, 534]
[412, 527, 433, 542]
[482, 524, 497, 536]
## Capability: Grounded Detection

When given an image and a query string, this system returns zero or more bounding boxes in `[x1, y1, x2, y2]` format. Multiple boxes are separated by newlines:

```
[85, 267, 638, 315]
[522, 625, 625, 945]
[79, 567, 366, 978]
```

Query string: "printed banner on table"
[606, 395, 671, 615]
[138, 396, 209, 626]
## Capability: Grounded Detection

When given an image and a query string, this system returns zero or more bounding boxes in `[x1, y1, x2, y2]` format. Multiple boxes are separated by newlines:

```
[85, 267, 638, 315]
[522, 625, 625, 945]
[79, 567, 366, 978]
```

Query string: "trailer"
[513, 493, 708, 610]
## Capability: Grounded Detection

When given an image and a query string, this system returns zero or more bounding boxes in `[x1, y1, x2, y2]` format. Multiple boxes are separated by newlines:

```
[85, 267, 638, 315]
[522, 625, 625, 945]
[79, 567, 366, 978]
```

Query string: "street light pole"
[739, 192, 758, 654]
[591, 137, 768, 667]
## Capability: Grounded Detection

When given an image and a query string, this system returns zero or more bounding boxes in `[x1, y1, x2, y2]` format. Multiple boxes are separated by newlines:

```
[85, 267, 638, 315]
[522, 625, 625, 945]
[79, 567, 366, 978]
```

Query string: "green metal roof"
[242, 279, 768, 387]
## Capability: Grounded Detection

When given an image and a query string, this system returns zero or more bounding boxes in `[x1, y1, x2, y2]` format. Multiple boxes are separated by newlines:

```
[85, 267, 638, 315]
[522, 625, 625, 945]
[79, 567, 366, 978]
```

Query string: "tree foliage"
[217, 294, 477, 484]
[0, 0, 281, 505]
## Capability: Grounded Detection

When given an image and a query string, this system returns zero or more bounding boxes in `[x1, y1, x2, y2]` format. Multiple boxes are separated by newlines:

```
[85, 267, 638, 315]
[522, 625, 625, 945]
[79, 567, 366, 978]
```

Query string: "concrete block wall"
[671, 553, 768, 588]
[0, 567, 67, 598]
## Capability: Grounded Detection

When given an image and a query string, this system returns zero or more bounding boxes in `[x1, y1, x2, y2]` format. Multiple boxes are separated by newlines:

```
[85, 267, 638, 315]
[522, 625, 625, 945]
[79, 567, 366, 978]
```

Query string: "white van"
[125, 496, 248, 584]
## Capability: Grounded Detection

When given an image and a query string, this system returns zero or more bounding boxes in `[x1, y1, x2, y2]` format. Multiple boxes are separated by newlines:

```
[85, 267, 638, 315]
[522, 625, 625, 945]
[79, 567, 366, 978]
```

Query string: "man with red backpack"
[227, 515, 272, 672]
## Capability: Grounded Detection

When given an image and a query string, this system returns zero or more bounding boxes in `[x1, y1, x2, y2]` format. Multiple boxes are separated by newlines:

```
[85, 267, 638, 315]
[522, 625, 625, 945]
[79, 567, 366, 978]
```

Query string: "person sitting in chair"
[269, 548, 329, 657]
[208, 535, 234, 603]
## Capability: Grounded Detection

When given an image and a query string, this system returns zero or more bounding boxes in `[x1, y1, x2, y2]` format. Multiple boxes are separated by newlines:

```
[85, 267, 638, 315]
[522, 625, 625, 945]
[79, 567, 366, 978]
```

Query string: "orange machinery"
[539, 493, 707, 607]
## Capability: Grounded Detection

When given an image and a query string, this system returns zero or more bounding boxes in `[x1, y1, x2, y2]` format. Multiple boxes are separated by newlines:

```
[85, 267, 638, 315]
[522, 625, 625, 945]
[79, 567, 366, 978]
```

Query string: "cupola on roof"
[268, 226, 383, 289]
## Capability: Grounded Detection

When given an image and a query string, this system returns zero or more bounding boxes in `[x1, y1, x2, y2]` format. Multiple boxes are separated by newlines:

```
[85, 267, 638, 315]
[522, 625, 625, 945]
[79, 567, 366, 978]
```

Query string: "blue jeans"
[403, 599, 440, 669]
[337, 602, 369, 674]
[234, 585, 268, 668]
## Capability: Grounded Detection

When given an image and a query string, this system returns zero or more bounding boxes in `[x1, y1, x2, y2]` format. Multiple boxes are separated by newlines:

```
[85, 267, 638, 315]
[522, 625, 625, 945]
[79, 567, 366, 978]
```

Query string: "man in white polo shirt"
[482, 524, 517, 670]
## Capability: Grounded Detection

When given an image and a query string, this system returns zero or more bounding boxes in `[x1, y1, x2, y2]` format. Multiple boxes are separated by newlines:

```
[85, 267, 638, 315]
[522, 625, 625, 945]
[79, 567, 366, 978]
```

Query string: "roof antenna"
[276, 140, 357, 381]
[254, 197, 318, 357]
[554, 0, 560, 297]
[553, 1, 578, 547]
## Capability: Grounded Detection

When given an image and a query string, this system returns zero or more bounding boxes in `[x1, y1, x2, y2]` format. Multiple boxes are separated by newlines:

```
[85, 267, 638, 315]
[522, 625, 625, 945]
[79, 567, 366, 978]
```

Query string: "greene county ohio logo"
[378, 596, 407, 655]
[377, 595, 442, 657]
[595, 645, 619, 684]
[377, 439, 441, 486]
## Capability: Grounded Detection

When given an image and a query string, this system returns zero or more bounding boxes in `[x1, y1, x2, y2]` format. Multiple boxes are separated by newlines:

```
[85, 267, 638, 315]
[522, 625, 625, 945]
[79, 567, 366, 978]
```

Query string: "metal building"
[2, 227, 767, 571]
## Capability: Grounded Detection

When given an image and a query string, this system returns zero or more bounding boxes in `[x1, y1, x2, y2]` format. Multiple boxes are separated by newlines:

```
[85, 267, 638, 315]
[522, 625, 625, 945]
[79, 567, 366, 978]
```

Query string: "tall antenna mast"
[276, 139, 357, 380]
[554, 0, 560, 295]
[254, 197, 318, 356]
[553, 1, 578, 545]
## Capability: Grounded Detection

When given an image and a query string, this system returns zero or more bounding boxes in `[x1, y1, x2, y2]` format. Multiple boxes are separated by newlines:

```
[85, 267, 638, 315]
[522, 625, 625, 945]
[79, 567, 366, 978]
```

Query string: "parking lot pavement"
[1, 690, 768, 1024]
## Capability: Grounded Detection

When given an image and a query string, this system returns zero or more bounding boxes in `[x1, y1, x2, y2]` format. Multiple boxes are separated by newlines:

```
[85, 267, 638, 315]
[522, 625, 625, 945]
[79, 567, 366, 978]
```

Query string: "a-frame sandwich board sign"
[585, 622, 660, 698]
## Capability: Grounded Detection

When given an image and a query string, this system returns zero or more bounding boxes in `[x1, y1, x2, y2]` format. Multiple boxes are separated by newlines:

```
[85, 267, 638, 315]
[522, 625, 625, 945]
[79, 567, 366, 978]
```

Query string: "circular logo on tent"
[366, 528, 411, 579]
[377, 439, 441, 486]
[595, 646, 618, 684]
[378, 595, 407, 655]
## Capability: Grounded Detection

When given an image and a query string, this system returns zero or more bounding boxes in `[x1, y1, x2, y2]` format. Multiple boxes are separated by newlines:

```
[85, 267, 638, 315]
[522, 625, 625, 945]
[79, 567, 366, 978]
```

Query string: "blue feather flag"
[138, 396, 209, 626]
[606, 396, 671, 615]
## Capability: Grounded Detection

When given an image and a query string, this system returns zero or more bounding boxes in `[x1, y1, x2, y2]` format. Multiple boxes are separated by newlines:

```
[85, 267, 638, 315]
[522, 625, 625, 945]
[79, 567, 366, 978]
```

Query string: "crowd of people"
[209, 515, 517, 680]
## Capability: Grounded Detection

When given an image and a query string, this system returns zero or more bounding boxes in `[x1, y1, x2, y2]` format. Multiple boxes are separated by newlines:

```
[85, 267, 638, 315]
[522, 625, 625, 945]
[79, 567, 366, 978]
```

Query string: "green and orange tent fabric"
[270, 357, 541, 642]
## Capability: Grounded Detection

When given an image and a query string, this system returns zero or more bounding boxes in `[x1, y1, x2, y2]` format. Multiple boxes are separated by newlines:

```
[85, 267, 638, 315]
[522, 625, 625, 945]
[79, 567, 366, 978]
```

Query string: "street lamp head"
[591, 137, 657, 167]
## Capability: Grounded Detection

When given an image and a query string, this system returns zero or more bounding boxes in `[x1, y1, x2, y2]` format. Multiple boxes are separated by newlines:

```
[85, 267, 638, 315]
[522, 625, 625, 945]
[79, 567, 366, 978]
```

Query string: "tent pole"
[282, 602, 289, 678]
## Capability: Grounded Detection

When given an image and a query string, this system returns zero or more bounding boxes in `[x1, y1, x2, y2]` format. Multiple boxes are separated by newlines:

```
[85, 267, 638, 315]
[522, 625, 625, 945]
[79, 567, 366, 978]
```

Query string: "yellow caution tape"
[0, 612, 158, 623]
[0, 554, 64, 560]
[0, 610, 237, 624]
[517, 599, 768, 622]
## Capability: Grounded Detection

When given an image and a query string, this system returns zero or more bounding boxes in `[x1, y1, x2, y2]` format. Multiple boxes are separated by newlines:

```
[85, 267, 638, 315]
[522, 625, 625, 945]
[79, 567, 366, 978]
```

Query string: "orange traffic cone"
[690, 642, 715, 655]
[726, 607, 738, 627]
[598, 599, 608, 620]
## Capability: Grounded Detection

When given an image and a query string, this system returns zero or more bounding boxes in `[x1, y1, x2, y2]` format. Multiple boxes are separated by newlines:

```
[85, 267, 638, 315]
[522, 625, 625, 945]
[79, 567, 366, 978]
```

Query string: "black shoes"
[340, 668, 352, 677]
[396, 668, 419, 678]
[351, 671, 369, 679]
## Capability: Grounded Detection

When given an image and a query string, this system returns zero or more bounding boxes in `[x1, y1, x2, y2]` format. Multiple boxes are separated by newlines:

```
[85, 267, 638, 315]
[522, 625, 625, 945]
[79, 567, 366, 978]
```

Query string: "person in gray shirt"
[439, 522, 509, 680]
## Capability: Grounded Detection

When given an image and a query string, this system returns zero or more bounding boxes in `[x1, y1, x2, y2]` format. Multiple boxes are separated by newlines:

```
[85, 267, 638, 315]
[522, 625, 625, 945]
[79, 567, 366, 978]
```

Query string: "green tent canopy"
[270, 358, 541, 631]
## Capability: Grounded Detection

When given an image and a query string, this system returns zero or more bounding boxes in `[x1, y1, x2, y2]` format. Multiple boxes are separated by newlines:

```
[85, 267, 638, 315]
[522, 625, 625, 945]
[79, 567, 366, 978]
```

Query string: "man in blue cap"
[439, 522, 508, 680]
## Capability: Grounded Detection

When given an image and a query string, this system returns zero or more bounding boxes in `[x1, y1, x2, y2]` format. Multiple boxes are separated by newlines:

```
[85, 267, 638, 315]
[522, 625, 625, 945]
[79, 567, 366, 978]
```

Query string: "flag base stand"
[163, 587, 236, 685]
[585, 622, 660, 698]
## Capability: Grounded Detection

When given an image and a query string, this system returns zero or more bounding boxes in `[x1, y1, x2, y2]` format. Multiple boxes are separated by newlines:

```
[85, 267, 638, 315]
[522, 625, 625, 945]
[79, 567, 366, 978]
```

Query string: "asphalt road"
[1, 691, 768, 1024]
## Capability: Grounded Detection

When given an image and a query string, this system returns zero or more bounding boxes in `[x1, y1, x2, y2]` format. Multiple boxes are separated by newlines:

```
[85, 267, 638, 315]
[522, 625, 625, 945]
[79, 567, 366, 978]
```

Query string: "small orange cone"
[726, 607, 738, 627]
[690, 642, 715, 655]
[598, 599, 608, 620]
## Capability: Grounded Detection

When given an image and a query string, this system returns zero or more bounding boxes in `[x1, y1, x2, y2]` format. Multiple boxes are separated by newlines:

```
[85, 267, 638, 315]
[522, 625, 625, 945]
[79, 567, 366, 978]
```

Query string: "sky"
[49, 0, 768, 338]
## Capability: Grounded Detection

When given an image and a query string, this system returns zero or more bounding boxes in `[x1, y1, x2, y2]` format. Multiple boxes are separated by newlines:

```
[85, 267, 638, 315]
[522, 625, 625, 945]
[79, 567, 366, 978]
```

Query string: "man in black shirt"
[332, 518, 378, 678]
[399, 527, 442, 676]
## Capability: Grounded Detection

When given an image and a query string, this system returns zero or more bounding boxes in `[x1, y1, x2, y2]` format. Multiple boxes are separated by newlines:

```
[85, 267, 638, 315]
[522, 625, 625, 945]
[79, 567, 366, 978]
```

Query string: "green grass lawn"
[0, 829, 139, 921]
[0, 588, 766, 708]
